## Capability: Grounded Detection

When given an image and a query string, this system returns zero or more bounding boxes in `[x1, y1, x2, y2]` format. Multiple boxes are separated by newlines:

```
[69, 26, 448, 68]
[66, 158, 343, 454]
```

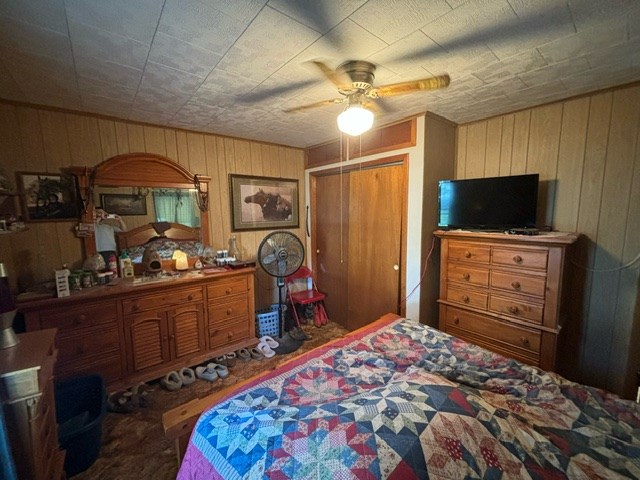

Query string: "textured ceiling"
[0, 0, 638, 148]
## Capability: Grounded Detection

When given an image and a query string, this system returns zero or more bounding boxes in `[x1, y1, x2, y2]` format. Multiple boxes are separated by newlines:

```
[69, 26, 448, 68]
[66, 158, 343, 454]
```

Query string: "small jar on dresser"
[435, 230, 578, 371]
[0, 329, 65, 480]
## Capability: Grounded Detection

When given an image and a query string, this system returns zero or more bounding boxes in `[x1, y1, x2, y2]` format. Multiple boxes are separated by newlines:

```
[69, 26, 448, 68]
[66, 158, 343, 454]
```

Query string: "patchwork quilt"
[178, 317, 640, 479]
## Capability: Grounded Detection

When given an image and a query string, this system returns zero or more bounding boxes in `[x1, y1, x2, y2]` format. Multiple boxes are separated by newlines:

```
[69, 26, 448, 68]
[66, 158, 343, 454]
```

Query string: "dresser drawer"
[489, 295, 544, 324]
[447, 286, 488, 309]
[444, 306, 541, 356]
[208, 297, 249, 326]
[448, 242, 490, 263]
[209, 320, 249, 349]
[56, 350, 124, 384]
[56, 327, 121, 365]
[492, 248, 548, 270]
[447, 263, 489, 287]
[38, 300, 117, 335]
[207, 277, 249, 303]
[122, 287, 203, 314]
[491, 270, 546, 298]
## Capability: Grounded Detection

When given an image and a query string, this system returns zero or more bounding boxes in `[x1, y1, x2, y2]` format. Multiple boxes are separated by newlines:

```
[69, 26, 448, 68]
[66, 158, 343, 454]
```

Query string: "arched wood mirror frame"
[69, 153, 211, 257]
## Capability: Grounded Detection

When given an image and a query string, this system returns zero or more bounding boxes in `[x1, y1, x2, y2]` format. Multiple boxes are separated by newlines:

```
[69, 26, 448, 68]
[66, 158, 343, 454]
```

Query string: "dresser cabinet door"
[126, 311, 171, 373]
[168, 303, 206, 359]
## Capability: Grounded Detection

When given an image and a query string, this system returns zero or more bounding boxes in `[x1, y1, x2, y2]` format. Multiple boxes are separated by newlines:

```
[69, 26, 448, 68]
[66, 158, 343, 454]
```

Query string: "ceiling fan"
[284, 60, 450, 136]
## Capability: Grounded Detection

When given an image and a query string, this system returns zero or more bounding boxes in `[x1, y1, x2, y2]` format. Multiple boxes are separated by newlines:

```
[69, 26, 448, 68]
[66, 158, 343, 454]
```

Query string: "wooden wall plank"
[455, 125, 467, 179]
[511, 110, 531, 175]
[186, 133, 206, 175]
[127, 124, 145, 152]
[65, 114, 101, 166]
[98, 119, 119, 159]
[175, 131, 189, 168]
[464, 122, 487, 178]
[165, 131, 178, 161]
[0, 104, 21, 178]
[39, 111, 70, 171]
[499, 114, 514, 176]
[114, 121, 130, 154]
[554, 98, 590, 231]
[17, 108, 46, 171]
[143, 126, 167, 155]
[204, 136, 223, 250]
[484, 117, 503, 177]
[527, 103, 562, 227]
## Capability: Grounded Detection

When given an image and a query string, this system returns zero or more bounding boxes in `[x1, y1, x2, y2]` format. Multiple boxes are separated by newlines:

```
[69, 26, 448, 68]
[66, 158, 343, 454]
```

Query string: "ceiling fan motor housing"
[339, 60, 376, 89]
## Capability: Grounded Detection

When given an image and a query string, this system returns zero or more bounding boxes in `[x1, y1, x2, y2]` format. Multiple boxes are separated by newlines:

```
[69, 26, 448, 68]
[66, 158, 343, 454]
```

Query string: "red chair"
[285, 266, 328, 327]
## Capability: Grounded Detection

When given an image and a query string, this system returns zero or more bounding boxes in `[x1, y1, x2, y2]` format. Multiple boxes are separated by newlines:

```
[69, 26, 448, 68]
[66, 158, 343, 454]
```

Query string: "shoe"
[258, 336, 279, 349]
[179, 367, 196, 386]
[107, 391, 135, 413]
[256, 341, 276, 358]
[225, 352, 237, 367]
[289, 327, 310, 341]
[211, 363, 229, 378]
[195, 364, 218, 382]
[236, 348, 251, 362]
[215, 355, 227, 366]
[161, 371, 183, 391]
[250, 347, 265, 360]
[130, 382, 153, 408]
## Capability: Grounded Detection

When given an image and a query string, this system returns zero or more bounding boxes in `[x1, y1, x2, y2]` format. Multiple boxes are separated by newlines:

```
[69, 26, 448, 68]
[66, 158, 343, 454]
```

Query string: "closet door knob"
[393, 264, 399, 271]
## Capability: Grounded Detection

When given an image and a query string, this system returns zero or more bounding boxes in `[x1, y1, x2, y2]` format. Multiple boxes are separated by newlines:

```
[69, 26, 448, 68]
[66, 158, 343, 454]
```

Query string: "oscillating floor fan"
[257, 231, 304, 354]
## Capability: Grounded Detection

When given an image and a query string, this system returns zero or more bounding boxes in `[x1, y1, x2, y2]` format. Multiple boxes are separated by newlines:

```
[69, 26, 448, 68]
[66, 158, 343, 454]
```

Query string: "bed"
[174, 314, 640, 479]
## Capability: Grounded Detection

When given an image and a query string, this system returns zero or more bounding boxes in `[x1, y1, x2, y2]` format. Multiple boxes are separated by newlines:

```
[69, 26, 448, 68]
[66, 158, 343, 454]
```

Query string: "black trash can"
[55, 374, 106, 477]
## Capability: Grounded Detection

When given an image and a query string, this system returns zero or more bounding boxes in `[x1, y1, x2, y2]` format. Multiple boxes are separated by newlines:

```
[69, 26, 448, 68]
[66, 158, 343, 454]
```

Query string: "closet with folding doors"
[310, 157, 407, 331]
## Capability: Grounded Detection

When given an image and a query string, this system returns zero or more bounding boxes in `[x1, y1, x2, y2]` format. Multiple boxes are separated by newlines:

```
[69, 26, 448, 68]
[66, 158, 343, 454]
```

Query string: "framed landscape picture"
[17, 172, 79, 221]
[229, 174, 299, 231]
[100, 193, 147, 216]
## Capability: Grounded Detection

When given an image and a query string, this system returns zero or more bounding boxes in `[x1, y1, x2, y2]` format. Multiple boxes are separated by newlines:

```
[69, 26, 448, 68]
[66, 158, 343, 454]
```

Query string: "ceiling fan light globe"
[337, 105, 374, 136]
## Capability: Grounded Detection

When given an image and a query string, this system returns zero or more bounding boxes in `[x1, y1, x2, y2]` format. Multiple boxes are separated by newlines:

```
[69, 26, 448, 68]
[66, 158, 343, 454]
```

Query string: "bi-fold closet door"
[310, 159, 406, 331]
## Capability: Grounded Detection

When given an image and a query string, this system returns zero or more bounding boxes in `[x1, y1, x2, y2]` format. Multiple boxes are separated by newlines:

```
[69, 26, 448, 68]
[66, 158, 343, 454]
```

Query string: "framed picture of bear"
[229, 174, 299, 231]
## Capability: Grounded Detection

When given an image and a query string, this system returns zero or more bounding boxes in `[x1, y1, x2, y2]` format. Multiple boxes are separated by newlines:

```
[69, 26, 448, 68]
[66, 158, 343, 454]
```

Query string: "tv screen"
[438, 174, 539, 230]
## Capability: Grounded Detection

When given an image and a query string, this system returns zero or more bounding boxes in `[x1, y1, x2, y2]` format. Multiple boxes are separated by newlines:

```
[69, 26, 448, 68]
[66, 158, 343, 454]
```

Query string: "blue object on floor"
[55, 374, 106, 477]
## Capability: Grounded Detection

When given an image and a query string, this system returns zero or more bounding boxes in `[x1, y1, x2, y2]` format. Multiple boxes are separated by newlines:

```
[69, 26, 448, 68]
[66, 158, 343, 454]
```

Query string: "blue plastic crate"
[255, 304, 281, 337]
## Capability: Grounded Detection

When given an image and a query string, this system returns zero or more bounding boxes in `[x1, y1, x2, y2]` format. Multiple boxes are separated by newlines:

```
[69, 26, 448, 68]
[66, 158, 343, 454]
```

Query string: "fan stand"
[273, 277, 303, 355]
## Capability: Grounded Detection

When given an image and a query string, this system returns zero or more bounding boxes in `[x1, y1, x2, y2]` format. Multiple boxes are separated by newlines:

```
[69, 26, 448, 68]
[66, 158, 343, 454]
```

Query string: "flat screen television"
[438, 174, 539, 230]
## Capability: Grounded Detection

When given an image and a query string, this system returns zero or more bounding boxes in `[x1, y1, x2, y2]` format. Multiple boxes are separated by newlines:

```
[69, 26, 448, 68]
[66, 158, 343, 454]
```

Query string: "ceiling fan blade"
[308, 61, 351, 89]
[241, 79, 319, 103]
[370, 75, 450, 98]
[284, 97, 345, 113]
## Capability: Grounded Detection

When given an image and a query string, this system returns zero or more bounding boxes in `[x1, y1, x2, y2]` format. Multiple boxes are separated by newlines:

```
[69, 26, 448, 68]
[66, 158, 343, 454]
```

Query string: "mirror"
[70, 153, 211, 257]
[93, 186, 202, 253]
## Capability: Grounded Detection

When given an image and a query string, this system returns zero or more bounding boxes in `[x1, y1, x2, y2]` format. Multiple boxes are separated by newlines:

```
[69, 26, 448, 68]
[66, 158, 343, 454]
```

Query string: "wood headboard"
[116, 222, 201, 250]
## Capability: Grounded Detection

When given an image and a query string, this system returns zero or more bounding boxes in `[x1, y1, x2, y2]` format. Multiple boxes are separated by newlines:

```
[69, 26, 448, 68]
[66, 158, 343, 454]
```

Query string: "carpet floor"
[72, 321, 349, 479]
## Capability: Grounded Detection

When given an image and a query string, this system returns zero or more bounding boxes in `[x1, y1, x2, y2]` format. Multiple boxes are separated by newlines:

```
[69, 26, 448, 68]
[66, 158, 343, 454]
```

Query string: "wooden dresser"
[435, 230, 578, 370]
[0, 329, 65, 480]
[17, 268, 256, 390]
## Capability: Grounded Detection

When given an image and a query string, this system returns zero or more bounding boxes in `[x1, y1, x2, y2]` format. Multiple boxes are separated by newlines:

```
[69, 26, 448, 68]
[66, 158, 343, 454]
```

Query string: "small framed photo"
[100, 193, 147, 216]
[17, 172, 79, 221]
[230, 174, 299, 231]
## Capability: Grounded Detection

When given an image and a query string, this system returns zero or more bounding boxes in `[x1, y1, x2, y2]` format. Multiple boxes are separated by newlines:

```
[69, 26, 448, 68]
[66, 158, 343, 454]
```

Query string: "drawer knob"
[508, 306, 520, 315]
[453, 316, 460, 325]
[462, 273, 470, 280]
[132, 304, 139, 312]
[462, 295, 470, 303]
[511, 281, 521, 290]
[226, 308, 232, 316]
[520, 337, 530, 346]
[225, 288, 232, 295]
[464, 251, 471, 258]
[513, 255, 523, 264]
[187, 294, 194, 301]
[227, 332, 234, 339]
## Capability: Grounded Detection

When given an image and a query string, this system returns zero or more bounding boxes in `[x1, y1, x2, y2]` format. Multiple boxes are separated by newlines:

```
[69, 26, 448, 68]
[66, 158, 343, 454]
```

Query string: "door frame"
[309, 154, 408, 318]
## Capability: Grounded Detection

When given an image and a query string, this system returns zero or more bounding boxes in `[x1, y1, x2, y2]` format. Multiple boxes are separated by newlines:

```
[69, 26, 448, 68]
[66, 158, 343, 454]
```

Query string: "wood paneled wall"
[0, 101, 305, 309]
[455, 83, 640, 399]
